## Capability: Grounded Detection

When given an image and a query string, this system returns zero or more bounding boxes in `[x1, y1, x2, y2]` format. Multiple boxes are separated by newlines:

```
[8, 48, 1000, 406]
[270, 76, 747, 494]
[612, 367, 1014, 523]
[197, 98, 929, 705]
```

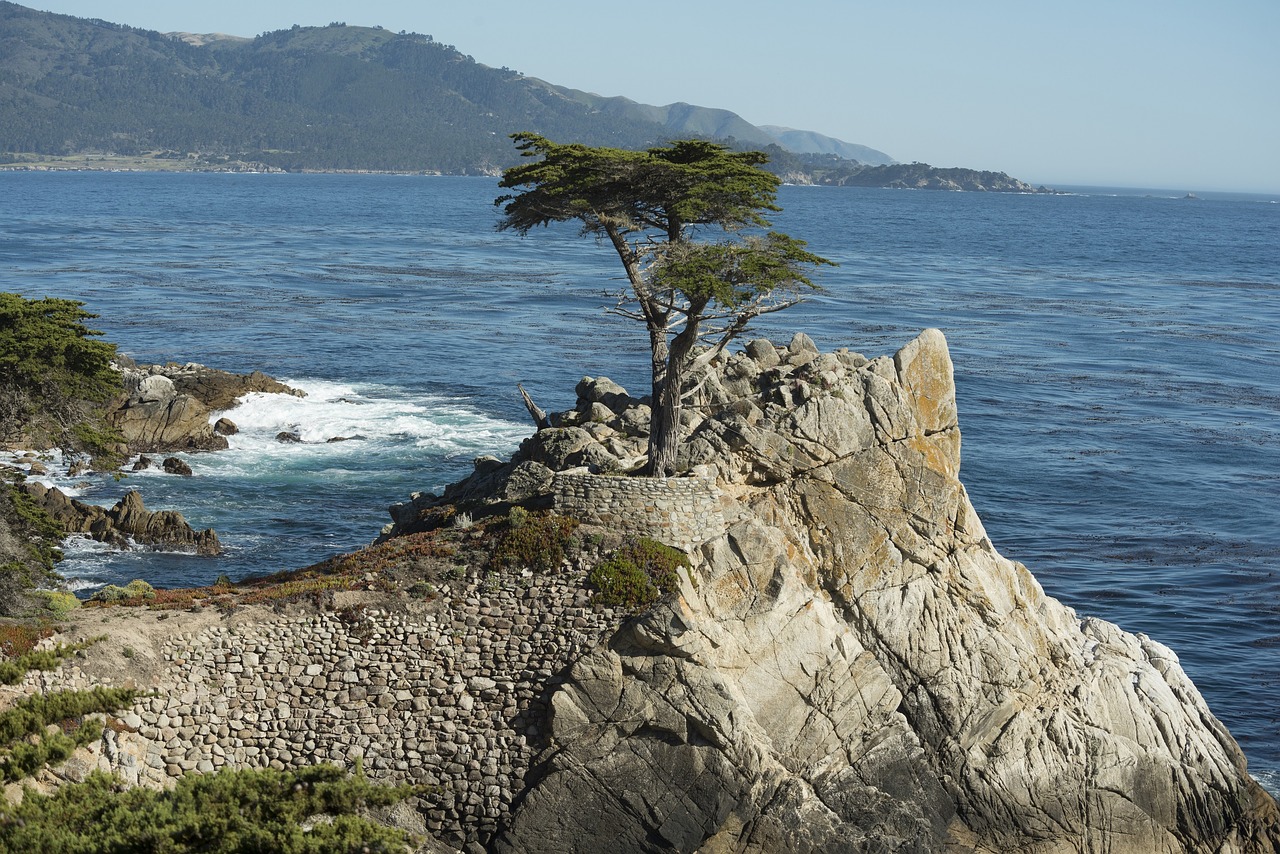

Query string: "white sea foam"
[58, 536, 120, 590]
[200, 378, 528, 476]
[1, 449, 91, 496]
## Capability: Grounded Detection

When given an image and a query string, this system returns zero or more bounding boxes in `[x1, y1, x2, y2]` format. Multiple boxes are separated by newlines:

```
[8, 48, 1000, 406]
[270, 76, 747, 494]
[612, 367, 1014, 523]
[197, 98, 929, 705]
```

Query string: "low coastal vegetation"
[0, 292, 125, 467]
[589, 538, 691, 609]
[0, 764, 415, 853]
[0, 629, 416, 850]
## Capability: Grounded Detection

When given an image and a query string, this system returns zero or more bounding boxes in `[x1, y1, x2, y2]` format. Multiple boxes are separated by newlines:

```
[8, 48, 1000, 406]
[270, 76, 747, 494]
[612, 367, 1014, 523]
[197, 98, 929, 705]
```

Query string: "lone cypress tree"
[496, 133, 833, 476]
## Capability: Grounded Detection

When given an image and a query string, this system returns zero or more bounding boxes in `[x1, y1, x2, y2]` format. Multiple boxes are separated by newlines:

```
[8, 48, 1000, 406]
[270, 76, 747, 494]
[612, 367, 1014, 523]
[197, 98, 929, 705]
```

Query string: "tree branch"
[517, 384, 551, 431]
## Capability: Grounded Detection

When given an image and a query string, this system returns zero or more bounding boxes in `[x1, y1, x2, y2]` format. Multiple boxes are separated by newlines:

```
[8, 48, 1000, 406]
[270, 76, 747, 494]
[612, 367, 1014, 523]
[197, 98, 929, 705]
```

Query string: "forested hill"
[0, 2, 1045, 190]
[0, 3, 674, 172]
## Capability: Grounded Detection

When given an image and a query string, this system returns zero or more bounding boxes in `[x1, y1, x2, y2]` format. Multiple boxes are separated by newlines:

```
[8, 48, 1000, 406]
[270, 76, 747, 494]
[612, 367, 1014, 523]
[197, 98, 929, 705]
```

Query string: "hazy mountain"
[759, 125, 895, 166]
[0, 3, 1045, 190]
[0, 2, 891, 173]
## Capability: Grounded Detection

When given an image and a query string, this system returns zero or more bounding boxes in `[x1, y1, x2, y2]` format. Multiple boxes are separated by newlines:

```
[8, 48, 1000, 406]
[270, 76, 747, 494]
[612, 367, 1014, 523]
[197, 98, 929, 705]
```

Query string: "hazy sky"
[28, 0, 1280, 192]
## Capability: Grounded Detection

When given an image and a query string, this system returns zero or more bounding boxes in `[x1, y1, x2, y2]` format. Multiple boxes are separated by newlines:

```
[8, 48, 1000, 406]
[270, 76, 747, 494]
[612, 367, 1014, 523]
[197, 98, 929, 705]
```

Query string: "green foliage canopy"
[496, 133, 780, 241]
[0, 293, 118, 401]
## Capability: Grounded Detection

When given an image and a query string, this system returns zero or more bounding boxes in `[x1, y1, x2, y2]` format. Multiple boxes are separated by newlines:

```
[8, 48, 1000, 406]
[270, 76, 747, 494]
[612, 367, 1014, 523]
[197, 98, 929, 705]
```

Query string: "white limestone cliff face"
[492, 329, 1280, 853]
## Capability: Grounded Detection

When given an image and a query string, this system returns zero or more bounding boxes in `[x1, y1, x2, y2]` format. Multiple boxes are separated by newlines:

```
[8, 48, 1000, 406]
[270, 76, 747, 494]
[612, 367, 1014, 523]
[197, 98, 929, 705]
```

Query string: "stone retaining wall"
[552, 473, 724, 553]
[35, 568, 621, 851]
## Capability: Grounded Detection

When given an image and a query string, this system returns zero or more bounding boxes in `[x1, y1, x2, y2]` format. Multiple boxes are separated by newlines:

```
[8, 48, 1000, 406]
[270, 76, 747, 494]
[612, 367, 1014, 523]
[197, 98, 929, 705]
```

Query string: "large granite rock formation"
[109, 362, 302, 453]
[17, 483, 220, 555]
[404, 329, 1277, 852]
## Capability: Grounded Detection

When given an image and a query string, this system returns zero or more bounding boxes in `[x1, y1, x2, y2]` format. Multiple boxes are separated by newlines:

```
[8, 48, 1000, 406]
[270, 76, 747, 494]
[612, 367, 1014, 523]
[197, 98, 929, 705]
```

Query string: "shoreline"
[0, 153, 482, 177]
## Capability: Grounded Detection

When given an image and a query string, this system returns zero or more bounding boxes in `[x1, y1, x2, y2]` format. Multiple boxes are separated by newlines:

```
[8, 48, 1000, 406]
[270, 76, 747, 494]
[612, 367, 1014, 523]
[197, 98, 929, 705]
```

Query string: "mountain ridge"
[0, 2, 1041, 190]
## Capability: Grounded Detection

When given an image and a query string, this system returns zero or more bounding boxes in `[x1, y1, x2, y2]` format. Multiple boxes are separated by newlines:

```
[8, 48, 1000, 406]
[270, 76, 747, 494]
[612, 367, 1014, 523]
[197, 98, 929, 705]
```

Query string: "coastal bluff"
[9, 330, 1278, 852]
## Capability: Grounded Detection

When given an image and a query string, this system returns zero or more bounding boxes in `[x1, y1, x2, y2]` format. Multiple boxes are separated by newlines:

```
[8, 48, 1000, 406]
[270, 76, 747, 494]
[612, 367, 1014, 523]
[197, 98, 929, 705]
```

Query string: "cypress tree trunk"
[645, 311, 702, 477]
[647, 368, 682, 477]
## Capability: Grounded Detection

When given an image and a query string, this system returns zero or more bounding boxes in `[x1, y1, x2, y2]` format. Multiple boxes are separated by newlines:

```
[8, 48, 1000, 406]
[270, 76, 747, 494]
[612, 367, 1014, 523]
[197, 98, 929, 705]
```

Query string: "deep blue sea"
[2, 173, 1277, 791]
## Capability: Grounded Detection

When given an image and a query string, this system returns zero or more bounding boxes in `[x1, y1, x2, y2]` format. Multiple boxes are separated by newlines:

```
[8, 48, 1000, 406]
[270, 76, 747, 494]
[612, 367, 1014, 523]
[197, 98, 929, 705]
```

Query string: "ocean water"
[2, 173, 1277, 791]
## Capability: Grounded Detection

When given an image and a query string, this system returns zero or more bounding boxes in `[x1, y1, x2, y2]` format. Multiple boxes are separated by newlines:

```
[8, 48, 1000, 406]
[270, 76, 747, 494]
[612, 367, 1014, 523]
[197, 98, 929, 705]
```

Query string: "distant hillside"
[0, 2, 1045, 190]
[759, 125, 895, 166]
[0, 3, 674, 172]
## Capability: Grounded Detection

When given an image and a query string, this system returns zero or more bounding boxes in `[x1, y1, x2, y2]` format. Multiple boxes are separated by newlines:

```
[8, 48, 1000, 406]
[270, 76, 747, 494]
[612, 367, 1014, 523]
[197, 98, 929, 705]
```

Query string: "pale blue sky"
[27, 0, 1280, 192]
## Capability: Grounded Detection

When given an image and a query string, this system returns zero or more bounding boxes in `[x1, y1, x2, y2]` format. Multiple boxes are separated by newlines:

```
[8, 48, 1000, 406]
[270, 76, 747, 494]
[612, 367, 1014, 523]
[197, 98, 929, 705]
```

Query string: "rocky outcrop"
[17, 483, 220, 555]
[109, 362, 302, 454]
[11, 331, 1276, 852]
[410, 329, 1277, 852]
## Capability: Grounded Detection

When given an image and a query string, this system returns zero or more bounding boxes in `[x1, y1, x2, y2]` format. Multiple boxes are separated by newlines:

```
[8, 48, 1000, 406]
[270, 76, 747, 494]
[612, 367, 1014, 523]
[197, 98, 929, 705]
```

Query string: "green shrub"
[407, 581, 436, 599]
[2, 718, 103, 782]
[0, 686, 139, 748]
[70, 420, 127, 470]
[487, 511, 580, 573]
[90, 584, 128, 603]
[0, 638, 99, 686]
[90, 579, 155, 603]
[0, 684, 138, 782]
[31, 590, 79, 619]
[0, 764, 415, 852]
[588, 538, 691, 608]
[122, 579, 155, 600]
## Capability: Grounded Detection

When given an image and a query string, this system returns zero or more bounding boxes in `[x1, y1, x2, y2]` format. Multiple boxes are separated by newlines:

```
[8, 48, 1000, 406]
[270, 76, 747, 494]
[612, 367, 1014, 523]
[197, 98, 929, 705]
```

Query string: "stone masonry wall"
[552, 473, 724, 553]
[30, 567, 622, 850]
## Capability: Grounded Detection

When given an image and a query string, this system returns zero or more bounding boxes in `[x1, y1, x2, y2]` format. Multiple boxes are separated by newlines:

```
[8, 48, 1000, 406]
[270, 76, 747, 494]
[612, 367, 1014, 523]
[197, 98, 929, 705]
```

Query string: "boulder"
[575, 376, 632, 413]
[213, 417, 238, 436]
[744, 338, 781, 368]
[134, 374, 175, 403]
[110, 386, 227, 453]
[162, 457, 193, 476]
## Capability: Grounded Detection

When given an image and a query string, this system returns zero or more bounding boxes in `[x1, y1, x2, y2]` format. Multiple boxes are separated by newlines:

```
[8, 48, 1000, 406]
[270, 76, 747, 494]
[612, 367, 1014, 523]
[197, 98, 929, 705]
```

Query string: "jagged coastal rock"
[109, 361, 303, 453]
[398, 329, 1279, 852]
[16, 483, 221, 555]
[9, 331, 1277, 852]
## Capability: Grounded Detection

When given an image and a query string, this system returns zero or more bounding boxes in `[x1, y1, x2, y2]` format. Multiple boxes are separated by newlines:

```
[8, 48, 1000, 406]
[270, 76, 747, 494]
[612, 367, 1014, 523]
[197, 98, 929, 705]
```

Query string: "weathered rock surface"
[473, 329, 1278, 853]
[161, 456, 193, 476]
[17, 483, 220, 555]
[109, 362, 302, 454]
